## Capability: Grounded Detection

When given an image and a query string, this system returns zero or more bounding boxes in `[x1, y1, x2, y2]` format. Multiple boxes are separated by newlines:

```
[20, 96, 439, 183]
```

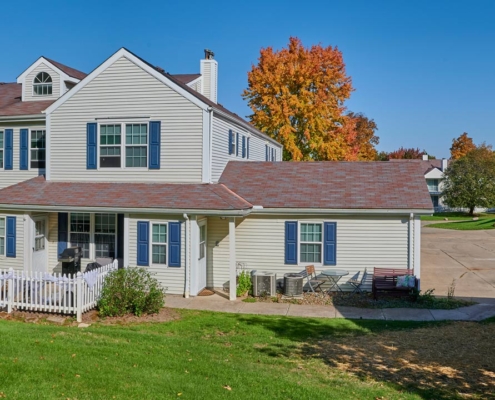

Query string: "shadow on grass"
[235, 315, 495, 400]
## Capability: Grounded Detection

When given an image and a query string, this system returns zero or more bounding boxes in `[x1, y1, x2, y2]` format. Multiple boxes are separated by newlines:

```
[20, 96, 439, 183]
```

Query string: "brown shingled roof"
[171, 74, 201, 84]
[219, 161, 433, 210]
[389, 159, 445, 175]
[0, 176, 252, 211]
[0, 83, 54, 117]
[44, 57, 87, 80]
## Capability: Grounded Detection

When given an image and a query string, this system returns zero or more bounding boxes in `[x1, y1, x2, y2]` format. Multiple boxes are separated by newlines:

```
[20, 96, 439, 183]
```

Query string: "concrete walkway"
[165, 294, 495, 322]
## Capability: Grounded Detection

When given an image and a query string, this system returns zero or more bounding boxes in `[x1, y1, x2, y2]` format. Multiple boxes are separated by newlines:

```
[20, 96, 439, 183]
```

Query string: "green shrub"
[98, 268, 166, 317]
[236, 270, 252, 297]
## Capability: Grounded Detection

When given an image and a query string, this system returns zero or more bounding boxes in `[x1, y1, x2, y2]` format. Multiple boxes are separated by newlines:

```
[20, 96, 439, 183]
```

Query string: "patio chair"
[347, 268, 368, 294]
[298, 265, 325, 293]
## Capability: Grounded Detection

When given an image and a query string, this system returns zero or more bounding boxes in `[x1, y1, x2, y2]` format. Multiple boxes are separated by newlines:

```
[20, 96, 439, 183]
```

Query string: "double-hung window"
[95, 214, 116, 258]
[30, 130, 46, 169]
[126, 124, 148, 167]
[0, 218, 5, 255]
[100, 125, 122, 168]
[98, 123, 147, 168]
[0, 131, 3, 169]
[69, 213, 91, 258]
[151, 223, 167, 265]
[300, 223, 323, 263]
[230, 132, 236, 155]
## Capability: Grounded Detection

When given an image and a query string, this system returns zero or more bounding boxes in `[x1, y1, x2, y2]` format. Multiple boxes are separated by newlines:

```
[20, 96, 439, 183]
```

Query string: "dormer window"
[33, 72, 52, 95]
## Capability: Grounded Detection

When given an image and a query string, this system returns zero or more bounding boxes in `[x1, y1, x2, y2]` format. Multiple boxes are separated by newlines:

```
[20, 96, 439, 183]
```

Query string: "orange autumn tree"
[347, 112, 379, 160]
[243, 37, 357, 161]
[450, 132, 476, 160]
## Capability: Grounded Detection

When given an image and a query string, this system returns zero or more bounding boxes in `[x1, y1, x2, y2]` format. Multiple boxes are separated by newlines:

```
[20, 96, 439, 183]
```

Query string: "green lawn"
[0, 311, 450, 400]
[426, 217, 495, 230]
[420, 212, 491, 221]
[0, 311, 491, 399]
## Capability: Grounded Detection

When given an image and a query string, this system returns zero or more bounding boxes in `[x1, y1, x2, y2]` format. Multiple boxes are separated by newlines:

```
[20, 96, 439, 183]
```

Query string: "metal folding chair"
[298, 265, 325, 293]
[347, 268, 368, 294]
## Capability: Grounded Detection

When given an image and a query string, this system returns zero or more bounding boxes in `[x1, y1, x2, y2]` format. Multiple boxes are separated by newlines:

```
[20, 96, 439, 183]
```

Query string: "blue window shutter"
[168, 222, 181, 267]
[285, 221, 298, 264]
[86, 123, 97, 169]
[236, 132, 239, 156]
[57, 213, 68, 258]
[323, 222, 337, 265]
[137, 221, 149, 266]
[247, 138, 250, 159]
[6, 216, 16, 258]
[20, 129, 29, 170]
[4, 129, 13, 170]
[242, 136, 246, 158]
[265, 144, 269, 161]
[117, 214, 124, 260]
[228, 130, 233, 154]
[149, 121, 161, 169]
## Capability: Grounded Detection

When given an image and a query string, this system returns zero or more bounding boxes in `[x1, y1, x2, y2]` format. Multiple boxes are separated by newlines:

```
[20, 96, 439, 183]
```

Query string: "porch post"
[189, 216, 199, 297]
[123, 214, 129, 268]
[414, 216, 421, 290]
[229, 217, 236, 301]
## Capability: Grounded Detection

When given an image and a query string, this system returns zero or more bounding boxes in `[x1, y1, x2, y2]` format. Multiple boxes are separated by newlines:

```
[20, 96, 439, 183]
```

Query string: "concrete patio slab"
[286, 304, 336, 318]
[334, 306, 384, 320]
[382, 308, 435, 321]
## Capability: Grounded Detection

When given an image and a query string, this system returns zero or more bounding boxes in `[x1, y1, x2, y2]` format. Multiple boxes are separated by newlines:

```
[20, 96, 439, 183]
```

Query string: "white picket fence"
[0, 260, 118, 322]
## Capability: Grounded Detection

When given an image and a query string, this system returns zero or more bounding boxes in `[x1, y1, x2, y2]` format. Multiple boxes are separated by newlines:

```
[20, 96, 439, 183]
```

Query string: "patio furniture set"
[297, 265, 368, 295]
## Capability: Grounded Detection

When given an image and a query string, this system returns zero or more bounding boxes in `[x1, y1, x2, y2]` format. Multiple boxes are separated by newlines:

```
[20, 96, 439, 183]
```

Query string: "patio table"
[321, 269, 349, 293]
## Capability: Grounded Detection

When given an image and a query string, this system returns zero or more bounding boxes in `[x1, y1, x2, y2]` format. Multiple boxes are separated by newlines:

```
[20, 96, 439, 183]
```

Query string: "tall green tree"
[442, 145, 495, 215]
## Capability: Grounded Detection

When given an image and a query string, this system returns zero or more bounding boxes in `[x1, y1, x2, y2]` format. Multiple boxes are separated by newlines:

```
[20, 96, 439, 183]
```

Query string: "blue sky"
[2, 0, 494, 158]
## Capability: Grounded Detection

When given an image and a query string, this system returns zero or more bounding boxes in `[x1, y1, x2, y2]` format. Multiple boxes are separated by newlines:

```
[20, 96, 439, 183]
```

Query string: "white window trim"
[0, 217, 5, 256]
[97, 122, 149, 171]
[32, 72, 53, 97]
[28, 128, 46, 171]
[68, 213, 118, 260]
[298, 221, 324, 266]
[199, 221, 207, 261]
[0, 129, 4, 171]
[230, 132, 236, 157]
[150, 221, 169, 267]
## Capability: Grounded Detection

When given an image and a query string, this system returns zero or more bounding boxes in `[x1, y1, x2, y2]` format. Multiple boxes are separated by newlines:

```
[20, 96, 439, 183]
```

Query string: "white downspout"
[409, 213, 414, 269]
[183, 213, 190, 298]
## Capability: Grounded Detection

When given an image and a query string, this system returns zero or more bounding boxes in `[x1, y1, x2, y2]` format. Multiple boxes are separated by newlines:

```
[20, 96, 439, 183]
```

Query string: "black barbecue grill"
[59, 246, 82, 276]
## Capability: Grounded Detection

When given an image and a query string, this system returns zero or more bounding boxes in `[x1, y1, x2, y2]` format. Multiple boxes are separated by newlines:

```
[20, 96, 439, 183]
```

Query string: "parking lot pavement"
[421, 224, 495, 304]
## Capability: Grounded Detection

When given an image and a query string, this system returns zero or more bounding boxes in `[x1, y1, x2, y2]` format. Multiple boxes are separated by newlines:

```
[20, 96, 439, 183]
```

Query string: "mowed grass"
[0, 311, 454, 400]
[421, 212, 492, 221]
[427, 217, 495, 230]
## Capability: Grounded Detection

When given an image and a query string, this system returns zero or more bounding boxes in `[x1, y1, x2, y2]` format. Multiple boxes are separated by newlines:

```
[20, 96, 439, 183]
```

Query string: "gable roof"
[44, 48, 281, 147]
[43, 57, 87, 80]
[219, 161, 433, 210]
[0, 176, 252, 213]
[0, 83, 54, 117]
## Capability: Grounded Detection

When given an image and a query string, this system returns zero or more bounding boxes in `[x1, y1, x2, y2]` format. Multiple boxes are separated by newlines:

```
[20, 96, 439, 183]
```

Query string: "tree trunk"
[469, 206, 475, 216]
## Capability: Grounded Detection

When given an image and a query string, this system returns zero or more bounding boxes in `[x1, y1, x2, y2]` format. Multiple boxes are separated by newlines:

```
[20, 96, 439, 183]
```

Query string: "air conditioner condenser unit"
[251, 271, 277, 297]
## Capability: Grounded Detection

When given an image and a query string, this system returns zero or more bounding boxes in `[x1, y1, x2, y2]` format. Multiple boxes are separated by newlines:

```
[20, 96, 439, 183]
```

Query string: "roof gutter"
[0, 114, 46, 122]
[250, 208, 434, 216]
[212, 108, 281, 148]
[0, 203, 253, 216]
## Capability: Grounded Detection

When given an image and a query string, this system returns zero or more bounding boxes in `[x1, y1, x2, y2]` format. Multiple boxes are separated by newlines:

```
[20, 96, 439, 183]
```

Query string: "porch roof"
[0, 176, 252, 213]
[219, 161, 433, 210]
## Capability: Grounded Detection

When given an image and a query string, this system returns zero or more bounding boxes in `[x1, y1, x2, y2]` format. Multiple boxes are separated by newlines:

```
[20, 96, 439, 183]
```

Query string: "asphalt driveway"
[421, 222, 495, 304]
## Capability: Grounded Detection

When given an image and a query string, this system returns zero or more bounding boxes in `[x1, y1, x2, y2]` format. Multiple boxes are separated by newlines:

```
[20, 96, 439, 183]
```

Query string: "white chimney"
[200, 49, 218, 103]
[442, 158, 448, 171]
[422, 154, 428, 161]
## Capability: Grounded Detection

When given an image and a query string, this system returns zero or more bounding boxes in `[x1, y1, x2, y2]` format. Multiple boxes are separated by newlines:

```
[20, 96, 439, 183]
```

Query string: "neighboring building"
[0, 48, 433, 298]
[390, 156, 448, 212]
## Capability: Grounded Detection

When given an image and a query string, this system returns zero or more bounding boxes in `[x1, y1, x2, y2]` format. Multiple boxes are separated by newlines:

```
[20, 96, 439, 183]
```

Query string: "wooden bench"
[372, 268, 417, 299]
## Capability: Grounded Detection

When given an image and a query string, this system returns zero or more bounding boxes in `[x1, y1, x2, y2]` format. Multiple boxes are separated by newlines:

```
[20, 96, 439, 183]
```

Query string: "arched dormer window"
[33, 72, 52, 95]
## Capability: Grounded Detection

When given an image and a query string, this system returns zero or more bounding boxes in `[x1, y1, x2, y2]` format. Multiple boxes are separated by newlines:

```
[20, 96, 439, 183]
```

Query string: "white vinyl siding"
[128, 214, 186, 295]
[0, 123, 46, 190]
[208, 215, 411, 292]
[49, 56, 203, 183]
[0, 211, 26, 271]
[0, 218, 4, 255]
[23, 62, 61, 101]
[211, 113, 283, 182]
